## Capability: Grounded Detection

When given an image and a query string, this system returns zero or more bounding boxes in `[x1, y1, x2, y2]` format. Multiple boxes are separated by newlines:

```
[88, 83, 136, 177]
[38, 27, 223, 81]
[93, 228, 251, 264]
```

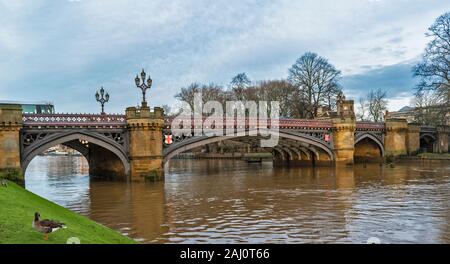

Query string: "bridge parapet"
[22, 113, 127, 127]
[356, 121, 385, 131]
[126, 106, 163, 120]
[163, 117, 388, 132]
[163, 117, 333, 130]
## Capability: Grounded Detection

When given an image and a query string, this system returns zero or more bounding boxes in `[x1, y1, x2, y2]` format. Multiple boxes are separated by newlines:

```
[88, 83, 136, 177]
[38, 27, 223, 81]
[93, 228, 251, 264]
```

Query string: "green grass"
[417, 152, 450, 160]
[0, 181, 137, 244]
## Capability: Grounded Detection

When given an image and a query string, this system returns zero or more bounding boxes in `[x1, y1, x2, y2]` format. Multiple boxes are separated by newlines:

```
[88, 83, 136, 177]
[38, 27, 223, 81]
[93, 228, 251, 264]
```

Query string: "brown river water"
[25, 156, 450, 244]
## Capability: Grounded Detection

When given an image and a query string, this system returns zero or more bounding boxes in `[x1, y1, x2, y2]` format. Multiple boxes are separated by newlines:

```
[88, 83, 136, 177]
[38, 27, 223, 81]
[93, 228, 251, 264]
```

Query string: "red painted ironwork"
[356, 121, 385, 130]
[164, 117, 333, 129]
[164, 134, 173, 144]
[22, 113, 127, 127]
[22, 114, 386, 131]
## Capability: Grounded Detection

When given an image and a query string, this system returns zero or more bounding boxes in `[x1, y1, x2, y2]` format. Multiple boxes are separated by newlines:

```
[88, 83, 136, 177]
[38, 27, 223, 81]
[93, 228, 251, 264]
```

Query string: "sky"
[0, 0, 449, 114]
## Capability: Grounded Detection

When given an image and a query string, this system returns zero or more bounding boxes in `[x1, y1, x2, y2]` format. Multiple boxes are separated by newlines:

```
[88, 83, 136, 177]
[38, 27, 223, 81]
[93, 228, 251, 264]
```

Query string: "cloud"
[341, 62, 419, 111]
[0, 0, 449, 113]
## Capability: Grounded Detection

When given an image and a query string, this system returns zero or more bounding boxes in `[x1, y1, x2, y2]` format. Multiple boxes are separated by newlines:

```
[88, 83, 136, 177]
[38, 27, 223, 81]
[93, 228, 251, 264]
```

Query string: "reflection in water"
[26, 156, 91, 214]
[26, 156, 450, 243]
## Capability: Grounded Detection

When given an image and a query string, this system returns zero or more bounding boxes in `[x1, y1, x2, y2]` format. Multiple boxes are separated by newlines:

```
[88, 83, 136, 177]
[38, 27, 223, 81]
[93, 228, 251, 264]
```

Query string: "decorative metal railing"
[22, 113, 389, 131]
[164, 118, 333, 130]
[278, 119, 333, 129]
[22, 113, 127, 126]
[356, 121, 385, 130]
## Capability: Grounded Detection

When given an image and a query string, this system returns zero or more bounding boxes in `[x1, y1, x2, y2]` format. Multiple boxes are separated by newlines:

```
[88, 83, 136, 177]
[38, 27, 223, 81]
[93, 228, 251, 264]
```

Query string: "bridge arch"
[420, 133, 436, 141]
[298, 147, 312, 160]
[354, 133, 384, 160]
[281, 145, 302, 160]
[61, 140, 90, 160]
[280, 145, 295, 161]
[272, 147, 288, 160]
[21, 131, 130, 177]
[163, 130, 334, 164]
[420, 133, 436, 152]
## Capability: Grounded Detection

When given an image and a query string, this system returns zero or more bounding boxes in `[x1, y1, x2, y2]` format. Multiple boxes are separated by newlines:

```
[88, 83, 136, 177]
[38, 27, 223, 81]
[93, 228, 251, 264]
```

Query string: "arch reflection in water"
[26, 156, 450, 243]
[25, 156, 91, 213]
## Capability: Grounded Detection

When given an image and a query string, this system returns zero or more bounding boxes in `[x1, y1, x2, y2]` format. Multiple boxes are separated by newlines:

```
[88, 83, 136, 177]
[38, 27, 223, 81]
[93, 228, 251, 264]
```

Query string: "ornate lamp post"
[95, 87, 109, 115]
[135, 69, 152, 107]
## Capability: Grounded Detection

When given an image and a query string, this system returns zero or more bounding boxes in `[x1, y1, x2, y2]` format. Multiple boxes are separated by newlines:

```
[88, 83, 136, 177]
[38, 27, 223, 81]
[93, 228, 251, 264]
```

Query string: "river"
[25, 156, 450, 243]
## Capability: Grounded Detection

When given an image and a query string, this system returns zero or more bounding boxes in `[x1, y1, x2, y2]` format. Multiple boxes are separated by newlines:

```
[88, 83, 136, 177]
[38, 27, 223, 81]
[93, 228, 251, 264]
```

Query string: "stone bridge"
[1, 100, 448, 184]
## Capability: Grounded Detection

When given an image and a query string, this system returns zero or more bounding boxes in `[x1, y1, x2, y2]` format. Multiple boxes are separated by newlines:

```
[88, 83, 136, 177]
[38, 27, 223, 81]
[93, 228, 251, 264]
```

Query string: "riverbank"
[399, 153, 450, 161]
[418, 153, 450, 160]
[0, 181, 137, 244]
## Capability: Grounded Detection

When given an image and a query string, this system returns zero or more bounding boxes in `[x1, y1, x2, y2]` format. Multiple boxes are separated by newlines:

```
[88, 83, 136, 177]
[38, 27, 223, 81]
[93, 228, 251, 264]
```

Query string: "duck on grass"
[0, 180, 137, 244]
[33, 212, 66, 240]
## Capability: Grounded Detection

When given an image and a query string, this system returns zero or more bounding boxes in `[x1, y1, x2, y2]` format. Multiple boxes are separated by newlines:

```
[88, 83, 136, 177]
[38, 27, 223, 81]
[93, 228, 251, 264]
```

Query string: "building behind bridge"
[0, 101, 55, 114]
[387, 105, 450, 126]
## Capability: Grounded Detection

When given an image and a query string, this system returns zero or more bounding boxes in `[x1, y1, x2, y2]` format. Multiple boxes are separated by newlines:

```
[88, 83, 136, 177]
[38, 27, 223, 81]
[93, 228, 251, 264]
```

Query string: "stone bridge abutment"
[0, 104, 23, 184]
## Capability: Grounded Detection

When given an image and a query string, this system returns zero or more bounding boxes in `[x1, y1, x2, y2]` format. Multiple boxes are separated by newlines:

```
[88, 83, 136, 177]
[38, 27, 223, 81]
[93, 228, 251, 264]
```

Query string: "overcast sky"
[1, 0, 449, 113]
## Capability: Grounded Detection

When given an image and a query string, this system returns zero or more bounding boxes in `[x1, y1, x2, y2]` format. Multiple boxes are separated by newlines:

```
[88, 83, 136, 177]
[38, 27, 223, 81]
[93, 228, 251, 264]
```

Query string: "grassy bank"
[0, 181, 137, 244]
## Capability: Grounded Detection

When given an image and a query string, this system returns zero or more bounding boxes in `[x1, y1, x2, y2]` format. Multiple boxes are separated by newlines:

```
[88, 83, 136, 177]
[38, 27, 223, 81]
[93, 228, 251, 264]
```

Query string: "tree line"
[171, 11, 450, 125]
[172, 52, 388, 121]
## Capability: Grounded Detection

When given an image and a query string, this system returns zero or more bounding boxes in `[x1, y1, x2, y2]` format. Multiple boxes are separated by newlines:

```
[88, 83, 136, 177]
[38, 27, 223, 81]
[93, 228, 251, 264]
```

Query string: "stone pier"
[406, 123, 420, 156]
[332, 99, 356, 165]
[384, 118, 408, 157]
[126, 105, 165, 181]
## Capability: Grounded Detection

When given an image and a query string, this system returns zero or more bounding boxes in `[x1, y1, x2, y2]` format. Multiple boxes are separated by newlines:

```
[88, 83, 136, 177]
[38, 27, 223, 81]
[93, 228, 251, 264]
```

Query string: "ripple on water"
[25, 158, 450, 244]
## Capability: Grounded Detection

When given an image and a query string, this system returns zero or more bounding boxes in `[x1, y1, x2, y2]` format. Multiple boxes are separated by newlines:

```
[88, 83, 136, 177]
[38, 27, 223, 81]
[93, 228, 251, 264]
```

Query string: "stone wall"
[384, 118, 408, 157]
[0, 104, 23, 184]
[436, 126, 449, 154]
[406, 124, 420, 155]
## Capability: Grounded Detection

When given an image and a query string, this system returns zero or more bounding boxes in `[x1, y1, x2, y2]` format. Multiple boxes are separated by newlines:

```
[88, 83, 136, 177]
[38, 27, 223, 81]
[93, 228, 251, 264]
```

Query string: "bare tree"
[357, 97, 367, 121]
[414, 12, 450, 103]
[174, 77, 323, 119]
[288, 52, 342, 118]
[324, 84, 343, 111]
[230, 73, 251, 101]
[202, 83, 225, 103]
[413, 11, 450, 125]
[161, 104, 171, 116]
[174, 83, 201, 111]
[258, 80, 297, 118]
[413, 90, 447, 125]
[174, 83, 225, 111]
[367, 89, 388, 122]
